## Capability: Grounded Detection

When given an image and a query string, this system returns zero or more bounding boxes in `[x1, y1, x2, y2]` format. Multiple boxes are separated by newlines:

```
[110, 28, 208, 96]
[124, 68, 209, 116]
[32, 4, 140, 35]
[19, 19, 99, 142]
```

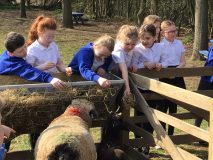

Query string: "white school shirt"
[26, 40, 60, 73]
[112, 42, 135, 68]
[133, 43, 167, 69]
[160, 38, 185, 66]
[91, 58, 104, 71]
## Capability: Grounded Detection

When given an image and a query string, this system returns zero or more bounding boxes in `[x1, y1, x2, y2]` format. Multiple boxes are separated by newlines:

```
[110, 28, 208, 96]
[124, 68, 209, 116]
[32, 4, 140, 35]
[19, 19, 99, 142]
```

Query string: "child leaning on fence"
[0, 32, 65, 90]
[133, 24, 167, 71]
[68, 35, 114, 88]
[111, 25, 138, 96]
[26, 15, 72, 75]
[159, 20, 186, 136]
[132, 24, 167, 156]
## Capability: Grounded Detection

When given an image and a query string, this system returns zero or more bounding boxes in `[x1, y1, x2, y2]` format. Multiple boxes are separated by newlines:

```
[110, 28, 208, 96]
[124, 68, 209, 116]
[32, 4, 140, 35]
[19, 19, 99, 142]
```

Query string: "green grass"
[0, 9, 209, 160]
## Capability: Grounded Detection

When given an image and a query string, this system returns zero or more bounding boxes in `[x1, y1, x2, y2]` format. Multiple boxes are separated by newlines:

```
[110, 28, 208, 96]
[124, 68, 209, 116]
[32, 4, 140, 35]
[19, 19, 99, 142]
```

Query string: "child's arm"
[119, 63, 130, 96]
[177, 53, 186, 68]
[56, 59, 72, 76]
[10, 61, 65, 89]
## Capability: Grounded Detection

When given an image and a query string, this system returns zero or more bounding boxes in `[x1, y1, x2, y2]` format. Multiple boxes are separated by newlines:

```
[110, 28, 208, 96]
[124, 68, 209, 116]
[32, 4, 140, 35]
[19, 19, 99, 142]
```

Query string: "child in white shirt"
[159, 20, 186, 135]
[133, 24, 167, 71]
[112, 25, 138, 96]
[26, 15, 72, 75]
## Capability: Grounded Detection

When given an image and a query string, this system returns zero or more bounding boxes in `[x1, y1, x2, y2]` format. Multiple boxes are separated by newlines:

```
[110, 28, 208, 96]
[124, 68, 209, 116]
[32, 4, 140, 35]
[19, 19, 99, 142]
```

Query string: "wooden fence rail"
[126, 67, 213, 160]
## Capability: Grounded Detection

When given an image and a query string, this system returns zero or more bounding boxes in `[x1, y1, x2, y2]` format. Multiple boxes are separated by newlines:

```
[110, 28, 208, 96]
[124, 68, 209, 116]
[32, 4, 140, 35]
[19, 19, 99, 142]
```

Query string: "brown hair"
[139, 24, 156, 38]
[27, 15, 57, 46]
[161, 20, 175, 31]
[94, 35, 115, 52]
[143, 15, 161, 25]
[5, 32, 25, 52]
[116, 25, 138, 44]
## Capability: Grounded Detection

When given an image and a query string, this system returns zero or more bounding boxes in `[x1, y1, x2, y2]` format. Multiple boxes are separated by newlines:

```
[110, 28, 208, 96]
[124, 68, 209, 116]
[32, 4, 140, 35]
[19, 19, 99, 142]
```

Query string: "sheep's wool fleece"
[35, 99, 97, 160]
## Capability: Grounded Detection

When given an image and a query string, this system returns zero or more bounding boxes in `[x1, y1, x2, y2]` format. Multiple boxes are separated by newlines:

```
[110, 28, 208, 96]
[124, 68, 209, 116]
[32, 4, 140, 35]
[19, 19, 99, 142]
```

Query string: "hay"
[0, 85, 121, 135]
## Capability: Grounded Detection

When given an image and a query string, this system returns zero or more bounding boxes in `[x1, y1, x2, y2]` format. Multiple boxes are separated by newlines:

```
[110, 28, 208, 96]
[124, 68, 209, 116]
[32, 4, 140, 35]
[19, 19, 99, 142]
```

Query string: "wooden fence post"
[209, 106, 213, 160]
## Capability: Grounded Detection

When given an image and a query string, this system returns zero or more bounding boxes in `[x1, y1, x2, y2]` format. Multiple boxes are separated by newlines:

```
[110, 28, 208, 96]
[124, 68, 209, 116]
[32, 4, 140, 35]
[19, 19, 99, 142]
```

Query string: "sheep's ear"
[89, 109, 99, 119]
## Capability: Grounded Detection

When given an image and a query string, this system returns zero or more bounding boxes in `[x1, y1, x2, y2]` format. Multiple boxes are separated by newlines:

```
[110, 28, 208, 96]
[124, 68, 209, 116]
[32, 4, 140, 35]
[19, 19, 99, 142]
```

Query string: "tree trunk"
[20, 0, 27, 18]
[209, 0, 213, 39]
[192, 0, 208, 60]
[137, 0, 146, 26]
[150, 0, 158, 15]
[62, 0, 73, 28]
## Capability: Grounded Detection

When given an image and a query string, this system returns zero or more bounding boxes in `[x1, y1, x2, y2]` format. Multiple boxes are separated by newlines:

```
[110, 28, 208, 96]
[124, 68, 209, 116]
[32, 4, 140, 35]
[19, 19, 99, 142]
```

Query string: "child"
[0, 113, 15, 160]
[68, 35, 114, 88]
[143, 15, 162, 42]
[111, 25, 138, 96]
[0, 32, 65, 90]
[26, 15, 72, 75]
[133, 24, 167, 71]
[195, 45, 213, 128]
[160, 20, 186, 135]
[133, 24, 167, 155]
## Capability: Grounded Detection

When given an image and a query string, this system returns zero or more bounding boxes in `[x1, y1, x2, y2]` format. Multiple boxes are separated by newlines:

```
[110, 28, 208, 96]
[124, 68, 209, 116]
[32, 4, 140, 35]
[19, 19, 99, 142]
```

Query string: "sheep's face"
[70, 99, 98, 119]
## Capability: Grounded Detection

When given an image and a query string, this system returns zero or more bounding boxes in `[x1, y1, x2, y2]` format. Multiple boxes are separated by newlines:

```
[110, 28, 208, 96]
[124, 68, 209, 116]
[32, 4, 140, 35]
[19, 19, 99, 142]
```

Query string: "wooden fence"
[0, 67, 212, 160]
[118, 67, 213, 160]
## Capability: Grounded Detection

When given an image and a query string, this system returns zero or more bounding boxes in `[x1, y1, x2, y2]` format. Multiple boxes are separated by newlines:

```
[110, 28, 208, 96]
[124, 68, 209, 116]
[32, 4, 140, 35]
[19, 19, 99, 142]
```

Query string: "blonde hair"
[94, 35, 115, 52]
[143, 15, 161, 25]
[116, 25, 138, 43]
[161, 20, 175, 31]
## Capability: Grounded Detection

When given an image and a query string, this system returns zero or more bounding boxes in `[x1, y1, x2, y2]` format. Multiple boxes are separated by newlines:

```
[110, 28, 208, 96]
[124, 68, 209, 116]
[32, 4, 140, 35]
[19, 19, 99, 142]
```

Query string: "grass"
[0, 9, 209, 160]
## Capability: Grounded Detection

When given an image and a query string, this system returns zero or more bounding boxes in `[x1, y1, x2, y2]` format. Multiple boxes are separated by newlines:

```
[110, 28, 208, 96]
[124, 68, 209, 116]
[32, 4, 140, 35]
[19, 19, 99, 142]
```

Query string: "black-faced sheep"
[34, 99, 98, 160]
[97, 113, 129, 160]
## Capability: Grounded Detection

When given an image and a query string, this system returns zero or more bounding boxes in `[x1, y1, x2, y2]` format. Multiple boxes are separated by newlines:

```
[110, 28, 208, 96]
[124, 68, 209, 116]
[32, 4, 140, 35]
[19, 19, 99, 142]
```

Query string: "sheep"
[34, 99, 98, 160]
[97, 112, 129, 160]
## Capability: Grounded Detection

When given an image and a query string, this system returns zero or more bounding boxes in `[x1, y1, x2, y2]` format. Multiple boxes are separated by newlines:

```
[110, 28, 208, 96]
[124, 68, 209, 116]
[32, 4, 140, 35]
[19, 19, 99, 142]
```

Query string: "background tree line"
[1, 0, 212, 58]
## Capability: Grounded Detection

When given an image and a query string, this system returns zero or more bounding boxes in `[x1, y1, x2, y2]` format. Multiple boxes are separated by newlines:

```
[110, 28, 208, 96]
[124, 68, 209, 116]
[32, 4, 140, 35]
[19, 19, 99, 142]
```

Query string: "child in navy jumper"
[68, 35, 114, 88]
[195, 45, 213, 128]
[0, 32, 65, 90]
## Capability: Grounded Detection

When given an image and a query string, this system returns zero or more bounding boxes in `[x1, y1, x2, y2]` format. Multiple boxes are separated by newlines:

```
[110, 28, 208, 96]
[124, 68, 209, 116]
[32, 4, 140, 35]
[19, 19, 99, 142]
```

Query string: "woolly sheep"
[34, 99, 98, 160]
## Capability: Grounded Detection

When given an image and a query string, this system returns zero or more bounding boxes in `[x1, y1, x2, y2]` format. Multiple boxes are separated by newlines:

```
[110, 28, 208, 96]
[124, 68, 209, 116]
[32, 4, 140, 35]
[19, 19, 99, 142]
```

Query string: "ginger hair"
[116, 25, 138, 44]
[27, 15, 57, 46]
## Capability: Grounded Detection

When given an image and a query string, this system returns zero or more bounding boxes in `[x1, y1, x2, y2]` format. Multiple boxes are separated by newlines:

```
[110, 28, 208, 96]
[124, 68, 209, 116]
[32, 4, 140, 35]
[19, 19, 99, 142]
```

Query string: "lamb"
[34, 99, 98, 160]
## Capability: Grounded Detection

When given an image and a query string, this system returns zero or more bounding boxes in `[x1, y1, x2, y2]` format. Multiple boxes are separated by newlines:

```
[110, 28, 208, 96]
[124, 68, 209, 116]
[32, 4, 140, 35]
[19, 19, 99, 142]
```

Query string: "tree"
[137, 0, 146, 26]
[20, 0, 27, 18]
[62, 0, 73, 28]
[192, 0, 208, 60]
[150, 0, 158, 15]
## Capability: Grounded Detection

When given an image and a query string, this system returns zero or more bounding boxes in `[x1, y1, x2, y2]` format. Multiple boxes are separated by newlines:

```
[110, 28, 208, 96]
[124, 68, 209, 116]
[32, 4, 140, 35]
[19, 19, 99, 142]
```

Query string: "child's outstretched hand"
[38, 62, 56, 71]
[129, 65, 138, 73]
[65, 67, 72, 77]
[97, 77, 110, 88]
[50, 78, 65, 90]
[96, 68, 106, 77]
[124, 87, 131, 97]
[2, 125, 15, 138]
[155, 63, 162, 71]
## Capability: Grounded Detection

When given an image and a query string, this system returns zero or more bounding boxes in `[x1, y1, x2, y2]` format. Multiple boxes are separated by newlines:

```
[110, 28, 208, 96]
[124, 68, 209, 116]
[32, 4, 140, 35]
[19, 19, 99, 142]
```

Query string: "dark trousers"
[195, 79, 213, 127]
[159, 76, 186, 135]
